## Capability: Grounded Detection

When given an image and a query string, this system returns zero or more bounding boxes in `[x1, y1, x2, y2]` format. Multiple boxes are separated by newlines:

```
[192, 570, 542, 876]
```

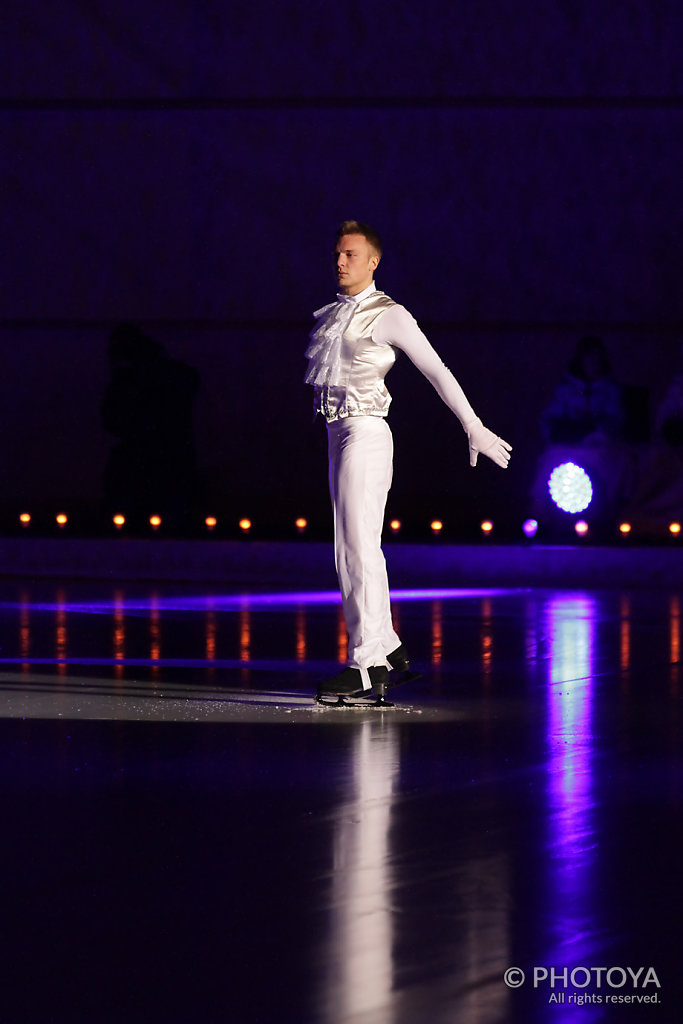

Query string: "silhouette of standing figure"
[102, 323, 200, 530]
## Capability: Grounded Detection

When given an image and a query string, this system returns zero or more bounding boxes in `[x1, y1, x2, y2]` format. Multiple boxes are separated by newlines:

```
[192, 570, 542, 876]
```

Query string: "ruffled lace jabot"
[304, 295, 357, 387]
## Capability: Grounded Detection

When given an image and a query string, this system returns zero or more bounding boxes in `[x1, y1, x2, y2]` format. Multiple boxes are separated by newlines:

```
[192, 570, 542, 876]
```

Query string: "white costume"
[306, 282, 510, 690]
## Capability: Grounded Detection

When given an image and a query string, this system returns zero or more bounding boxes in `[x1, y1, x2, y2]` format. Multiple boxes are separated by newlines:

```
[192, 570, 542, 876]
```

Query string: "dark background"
[2, 0, 683, 532]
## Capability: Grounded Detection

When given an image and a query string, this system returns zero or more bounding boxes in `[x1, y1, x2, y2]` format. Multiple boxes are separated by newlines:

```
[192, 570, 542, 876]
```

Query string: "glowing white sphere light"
[548, 462, 593, 514]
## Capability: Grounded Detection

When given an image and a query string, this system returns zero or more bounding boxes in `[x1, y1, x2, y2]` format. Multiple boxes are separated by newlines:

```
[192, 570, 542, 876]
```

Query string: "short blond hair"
[335, 220, 383, 257]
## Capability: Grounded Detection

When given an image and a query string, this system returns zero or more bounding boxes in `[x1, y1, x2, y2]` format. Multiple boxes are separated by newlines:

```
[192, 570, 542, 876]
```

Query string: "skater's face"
[334, 234, 380, 296]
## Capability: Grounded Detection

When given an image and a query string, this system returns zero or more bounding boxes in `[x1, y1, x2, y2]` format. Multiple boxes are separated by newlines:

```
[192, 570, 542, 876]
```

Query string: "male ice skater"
[306, 220, 511, 702]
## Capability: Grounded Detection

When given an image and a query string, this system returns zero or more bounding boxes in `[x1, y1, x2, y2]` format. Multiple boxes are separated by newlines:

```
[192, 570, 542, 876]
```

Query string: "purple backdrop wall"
[2, 1, 683, 528]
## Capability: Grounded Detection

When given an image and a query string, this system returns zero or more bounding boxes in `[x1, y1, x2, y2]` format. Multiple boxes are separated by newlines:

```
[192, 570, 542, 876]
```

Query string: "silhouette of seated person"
[532, 336, 632, 518]
[625, 344, 683, 529]
[102, 324, 200, 529]
[541, 336, 625, 444]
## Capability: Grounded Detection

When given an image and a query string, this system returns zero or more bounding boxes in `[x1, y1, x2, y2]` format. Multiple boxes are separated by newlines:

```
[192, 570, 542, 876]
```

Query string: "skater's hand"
[466, 417, 512, 469]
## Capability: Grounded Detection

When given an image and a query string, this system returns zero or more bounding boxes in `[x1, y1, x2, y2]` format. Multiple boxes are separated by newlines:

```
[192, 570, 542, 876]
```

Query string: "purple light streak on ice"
[0, 587, 522, 616]
[545, 594, 598, 959]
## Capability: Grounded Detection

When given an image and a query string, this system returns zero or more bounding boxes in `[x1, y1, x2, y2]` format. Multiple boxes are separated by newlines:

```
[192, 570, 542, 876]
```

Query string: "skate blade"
[315, 693, 395, 709]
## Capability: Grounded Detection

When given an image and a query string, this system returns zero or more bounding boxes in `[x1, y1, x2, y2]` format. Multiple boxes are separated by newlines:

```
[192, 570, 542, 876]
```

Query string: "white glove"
[466, 417, 512, 468]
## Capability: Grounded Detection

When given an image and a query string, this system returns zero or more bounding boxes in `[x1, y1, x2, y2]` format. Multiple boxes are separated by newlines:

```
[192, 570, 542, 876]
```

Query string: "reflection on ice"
[324, 719, 399, 1022]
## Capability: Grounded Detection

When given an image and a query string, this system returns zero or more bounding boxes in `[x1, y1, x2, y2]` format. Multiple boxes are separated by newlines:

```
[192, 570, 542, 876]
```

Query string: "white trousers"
[327, 416, 401, 686]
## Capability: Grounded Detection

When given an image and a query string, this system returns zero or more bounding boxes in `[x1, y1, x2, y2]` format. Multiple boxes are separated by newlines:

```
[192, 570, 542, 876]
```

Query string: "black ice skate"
[387, 644, 422, 686]
[315, 665, 395, 709]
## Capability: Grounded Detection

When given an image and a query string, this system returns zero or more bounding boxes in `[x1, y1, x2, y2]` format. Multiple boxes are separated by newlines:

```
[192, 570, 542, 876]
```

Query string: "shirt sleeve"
[372, 304, 477, 429]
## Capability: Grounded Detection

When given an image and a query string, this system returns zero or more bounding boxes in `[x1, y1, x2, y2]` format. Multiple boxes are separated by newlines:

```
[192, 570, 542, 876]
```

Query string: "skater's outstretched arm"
[373, 305, 512, 469]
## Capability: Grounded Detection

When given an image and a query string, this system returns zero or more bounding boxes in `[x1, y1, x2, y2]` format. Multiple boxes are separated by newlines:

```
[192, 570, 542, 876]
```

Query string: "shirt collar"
[336, 281, 377, 304]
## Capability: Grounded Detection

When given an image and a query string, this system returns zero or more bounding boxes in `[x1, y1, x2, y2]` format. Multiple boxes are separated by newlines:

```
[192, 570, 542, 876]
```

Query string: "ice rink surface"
[0, 579, 680, 1022]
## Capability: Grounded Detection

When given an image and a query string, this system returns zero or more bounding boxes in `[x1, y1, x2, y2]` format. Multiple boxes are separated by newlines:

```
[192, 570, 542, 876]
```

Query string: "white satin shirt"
[309, 282, 477, 427]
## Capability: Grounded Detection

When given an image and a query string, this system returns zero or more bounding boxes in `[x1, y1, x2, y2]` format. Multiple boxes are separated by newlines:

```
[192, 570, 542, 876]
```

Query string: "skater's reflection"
[323, 719, 399, 1021]
[321, 719, 513, 1021]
